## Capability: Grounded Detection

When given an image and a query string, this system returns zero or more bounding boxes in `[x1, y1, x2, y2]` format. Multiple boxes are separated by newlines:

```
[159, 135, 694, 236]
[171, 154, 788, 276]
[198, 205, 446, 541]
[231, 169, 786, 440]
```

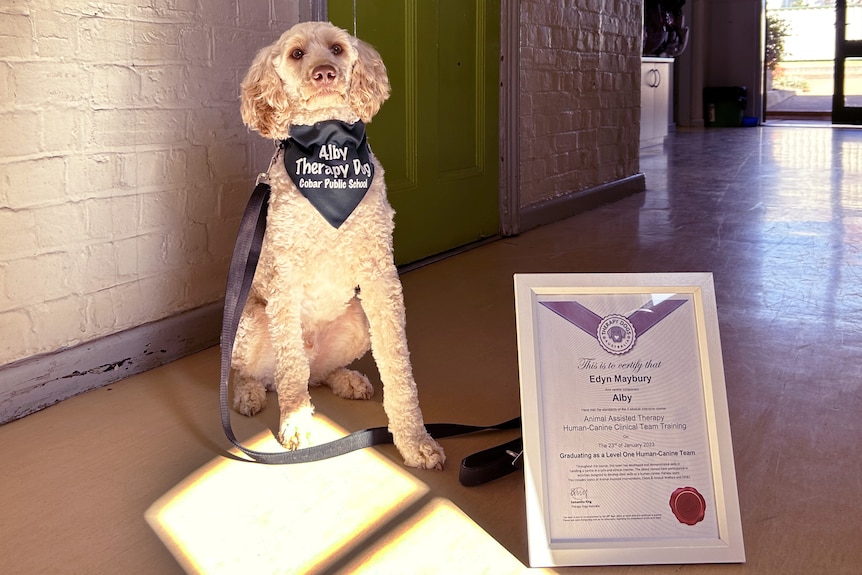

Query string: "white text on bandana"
[282, 121, 374, 228]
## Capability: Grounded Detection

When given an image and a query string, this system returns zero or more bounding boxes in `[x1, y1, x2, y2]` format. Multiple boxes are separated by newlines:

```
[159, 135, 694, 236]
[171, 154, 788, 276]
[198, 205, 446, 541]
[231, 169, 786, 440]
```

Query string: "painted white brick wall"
[518, 0, 642, 207]
[0, 1, 303, 366]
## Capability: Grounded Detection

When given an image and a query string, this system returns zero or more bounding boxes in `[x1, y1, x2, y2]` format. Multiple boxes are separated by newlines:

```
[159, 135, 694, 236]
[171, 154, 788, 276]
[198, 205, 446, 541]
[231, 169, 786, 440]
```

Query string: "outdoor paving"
[767, 93, 862, 113]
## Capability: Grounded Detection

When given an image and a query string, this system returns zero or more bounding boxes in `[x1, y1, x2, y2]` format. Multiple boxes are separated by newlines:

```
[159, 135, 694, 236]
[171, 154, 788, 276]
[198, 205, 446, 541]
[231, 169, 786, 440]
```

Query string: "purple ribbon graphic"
[540, 298, 687, 353]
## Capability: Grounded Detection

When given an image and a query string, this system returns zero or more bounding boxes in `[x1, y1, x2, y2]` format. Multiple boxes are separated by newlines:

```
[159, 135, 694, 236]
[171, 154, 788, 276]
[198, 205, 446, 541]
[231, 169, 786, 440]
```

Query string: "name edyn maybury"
[588, 374, 653, 384]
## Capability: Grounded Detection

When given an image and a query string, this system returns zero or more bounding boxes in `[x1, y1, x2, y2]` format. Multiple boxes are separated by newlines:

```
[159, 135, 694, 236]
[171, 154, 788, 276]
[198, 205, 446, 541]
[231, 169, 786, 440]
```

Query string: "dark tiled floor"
[640, 126, 862, 572]
[1, 126, 860, 574]
[407, 124, 862, 572]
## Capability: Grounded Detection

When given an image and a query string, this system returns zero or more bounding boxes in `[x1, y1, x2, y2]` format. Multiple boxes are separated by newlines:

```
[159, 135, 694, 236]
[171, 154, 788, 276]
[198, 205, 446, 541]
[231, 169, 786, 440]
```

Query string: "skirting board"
[517, 173, 646, 234]
[0, 301, 223, 425]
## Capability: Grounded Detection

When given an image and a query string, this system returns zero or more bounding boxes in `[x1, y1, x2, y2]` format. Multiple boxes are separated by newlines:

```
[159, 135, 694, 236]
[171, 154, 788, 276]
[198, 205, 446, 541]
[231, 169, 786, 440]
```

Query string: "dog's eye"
[291, 49, 304, 60]
[331, 44, 343, 55]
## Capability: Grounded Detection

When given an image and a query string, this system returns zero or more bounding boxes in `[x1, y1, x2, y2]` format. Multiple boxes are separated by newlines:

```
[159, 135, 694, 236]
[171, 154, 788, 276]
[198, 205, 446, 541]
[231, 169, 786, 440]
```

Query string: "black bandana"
[282, 120, 374, 228]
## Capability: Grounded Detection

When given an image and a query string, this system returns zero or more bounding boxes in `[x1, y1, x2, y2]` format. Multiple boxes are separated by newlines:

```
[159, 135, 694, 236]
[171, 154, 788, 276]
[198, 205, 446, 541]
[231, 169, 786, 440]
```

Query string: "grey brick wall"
[518, 0, 641, 207]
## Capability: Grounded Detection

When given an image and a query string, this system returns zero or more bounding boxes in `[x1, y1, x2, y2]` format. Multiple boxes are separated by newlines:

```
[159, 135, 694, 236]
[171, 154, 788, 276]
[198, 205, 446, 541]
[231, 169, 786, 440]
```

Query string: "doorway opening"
[765, 0, 862, 124]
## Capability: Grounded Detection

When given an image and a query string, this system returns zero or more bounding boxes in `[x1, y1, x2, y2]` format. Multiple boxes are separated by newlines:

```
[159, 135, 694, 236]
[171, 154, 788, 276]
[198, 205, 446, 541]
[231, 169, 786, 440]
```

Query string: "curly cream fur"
[232, 22, 444, 469]
[240, 21, 390, 138]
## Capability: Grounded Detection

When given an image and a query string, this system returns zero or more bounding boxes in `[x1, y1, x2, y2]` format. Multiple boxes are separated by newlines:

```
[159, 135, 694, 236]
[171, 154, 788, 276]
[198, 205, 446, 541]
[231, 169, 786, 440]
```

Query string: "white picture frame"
[514, 273, 745, 567]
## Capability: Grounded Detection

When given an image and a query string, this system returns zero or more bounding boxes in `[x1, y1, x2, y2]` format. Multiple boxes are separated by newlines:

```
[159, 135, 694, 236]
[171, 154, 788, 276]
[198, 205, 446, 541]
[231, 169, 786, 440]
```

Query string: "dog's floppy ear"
[240, 43, 291, 139]
[349, 38, 390, 122]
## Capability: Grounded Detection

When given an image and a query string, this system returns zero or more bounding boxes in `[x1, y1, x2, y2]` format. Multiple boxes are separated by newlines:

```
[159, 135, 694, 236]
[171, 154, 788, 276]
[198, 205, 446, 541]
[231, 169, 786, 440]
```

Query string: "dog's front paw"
[396, 432, 446, 470]
[233, 379, 267, 416]
[325, 368, 374, 400]
[276, 406, 314, 450]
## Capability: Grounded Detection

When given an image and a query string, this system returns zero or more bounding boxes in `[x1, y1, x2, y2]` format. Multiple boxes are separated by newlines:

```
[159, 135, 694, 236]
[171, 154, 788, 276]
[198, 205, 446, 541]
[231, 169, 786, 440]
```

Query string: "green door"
[329, 0, 500, 265]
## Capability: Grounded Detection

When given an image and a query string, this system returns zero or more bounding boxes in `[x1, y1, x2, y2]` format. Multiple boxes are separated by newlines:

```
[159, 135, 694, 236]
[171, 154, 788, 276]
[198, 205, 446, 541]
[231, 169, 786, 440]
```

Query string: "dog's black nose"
[312, 65, 337, 84]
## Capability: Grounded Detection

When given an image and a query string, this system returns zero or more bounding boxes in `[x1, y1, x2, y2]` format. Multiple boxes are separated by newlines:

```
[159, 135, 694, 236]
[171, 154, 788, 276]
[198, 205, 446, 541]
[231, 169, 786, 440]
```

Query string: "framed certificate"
[514, 273, 744, 567]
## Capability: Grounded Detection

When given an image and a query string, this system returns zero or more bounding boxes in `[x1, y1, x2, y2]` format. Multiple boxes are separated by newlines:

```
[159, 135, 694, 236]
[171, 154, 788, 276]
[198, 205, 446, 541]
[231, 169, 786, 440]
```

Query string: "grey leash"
[218, 179, 522, 483]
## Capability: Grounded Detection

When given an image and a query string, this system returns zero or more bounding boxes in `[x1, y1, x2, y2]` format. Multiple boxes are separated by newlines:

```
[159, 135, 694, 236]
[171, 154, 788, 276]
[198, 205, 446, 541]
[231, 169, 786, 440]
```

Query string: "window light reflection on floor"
[145, 415, 539, 574]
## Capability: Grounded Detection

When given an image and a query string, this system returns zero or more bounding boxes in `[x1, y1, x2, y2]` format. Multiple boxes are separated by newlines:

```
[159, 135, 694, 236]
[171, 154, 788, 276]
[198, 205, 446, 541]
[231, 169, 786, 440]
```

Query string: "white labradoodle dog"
[232, 21, 445, 469]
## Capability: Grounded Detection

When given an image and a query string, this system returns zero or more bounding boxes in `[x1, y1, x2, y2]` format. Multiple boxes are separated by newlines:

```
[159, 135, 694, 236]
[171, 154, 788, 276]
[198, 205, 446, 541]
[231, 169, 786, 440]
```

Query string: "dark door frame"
[833, 0, 862, 124]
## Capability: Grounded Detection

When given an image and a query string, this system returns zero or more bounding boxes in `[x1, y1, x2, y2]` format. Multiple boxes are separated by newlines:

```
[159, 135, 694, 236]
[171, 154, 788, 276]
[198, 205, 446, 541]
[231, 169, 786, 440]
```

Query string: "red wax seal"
[669, 486, 706, 525]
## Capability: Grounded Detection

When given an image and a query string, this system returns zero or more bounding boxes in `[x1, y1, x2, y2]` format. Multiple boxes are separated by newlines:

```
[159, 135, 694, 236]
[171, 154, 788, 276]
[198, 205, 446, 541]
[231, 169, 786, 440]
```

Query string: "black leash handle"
[218, 180, 522, 483]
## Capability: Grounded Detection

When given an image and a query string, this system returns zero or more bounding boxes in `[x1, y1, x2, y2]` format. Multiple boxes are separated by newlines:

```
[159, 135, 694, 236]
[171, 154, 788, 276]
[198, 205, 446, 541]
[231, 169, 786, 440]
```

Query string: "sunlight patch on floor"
[145, 416, 538, 574]
[342, 497, 545, 575]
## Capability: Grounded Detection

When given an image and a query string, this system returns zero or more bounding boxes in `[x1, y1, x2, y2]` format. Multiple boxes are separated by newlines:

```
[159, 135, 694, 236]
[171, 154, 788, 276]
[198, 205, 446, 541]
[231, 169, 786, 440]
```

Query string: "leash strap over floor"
[218, 180, 522, 484]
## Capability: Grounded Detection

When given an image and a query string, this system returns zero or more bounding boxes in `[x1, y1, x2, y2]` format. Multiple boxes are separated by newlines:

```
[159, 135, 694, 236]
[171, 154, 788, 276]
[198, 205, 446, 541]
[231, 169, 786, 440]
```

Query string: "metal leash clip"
[506, 449, 524, 468]
[255, 142, 280, 187]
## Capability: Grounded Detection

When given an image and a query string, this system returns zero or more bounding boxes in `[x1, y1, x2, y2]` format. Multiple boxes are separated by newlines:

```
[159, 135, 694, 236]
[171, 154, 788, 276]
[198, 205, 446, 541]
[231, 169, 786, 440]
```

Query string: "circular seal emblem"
[596, 314, 636, 355]
[669, 486, 706, 525]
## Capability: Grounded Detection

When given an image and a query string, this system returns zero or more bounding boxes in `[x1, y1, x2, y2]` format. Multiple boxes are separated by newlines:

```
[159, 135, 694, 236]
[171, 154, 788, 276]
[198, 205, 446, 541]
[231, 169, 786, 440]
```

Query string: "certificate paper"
[514, 274, 744, 567]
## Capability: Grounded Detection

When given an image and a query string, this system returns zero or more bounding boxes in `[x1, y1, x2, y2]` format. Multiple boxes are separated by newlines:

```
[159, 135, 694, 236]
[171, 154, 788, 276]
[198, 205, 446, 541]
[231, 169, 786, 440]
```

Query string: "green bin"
[703, 86, 747, 127]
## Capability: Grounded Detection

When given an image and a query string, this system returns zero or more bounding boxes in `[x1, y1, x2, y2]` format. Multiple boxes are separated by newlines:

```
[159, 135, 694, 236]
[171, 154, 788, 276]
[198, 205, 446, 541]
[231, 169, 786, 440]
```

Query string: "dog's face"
[241, 21, 390, 139]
